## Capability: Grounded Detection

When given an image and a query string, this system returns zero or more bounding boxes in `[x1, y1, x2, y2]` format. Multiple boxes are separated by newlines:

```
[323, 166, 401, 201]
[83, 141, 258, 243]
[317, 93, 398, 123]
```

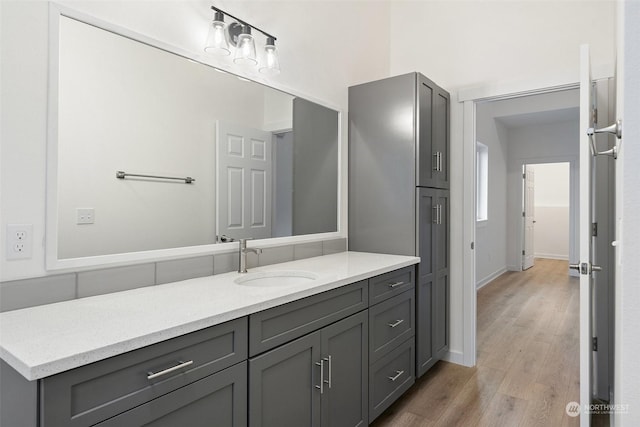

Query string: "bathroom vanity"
[0, 252, 419, 427]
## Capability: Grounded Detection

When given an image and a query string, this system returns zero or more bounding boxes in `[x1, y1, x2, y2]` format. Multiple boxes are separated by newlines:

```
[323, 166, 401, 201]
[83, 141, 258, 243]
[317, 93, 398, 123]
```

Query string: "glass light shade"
[233, 30, 257, 65]
[259, 42, 280, 75]
[204, 19, 230, 56]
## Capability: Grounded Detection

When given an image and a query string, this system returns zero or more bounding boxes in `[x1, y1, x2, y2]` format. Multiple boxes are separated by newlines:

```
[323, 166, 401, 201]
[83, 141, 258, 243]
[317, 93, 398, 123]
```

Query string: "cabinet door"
[416, 188, 449, 377]
[416, 188, 435, 377]
[95, 362, 247, 427]
[433, 191, 449, 359]
[432, 88, 450, 189]
[321, 311, 368, 427]
[249, 332, 321, 427]
[417, 74, 450, 189]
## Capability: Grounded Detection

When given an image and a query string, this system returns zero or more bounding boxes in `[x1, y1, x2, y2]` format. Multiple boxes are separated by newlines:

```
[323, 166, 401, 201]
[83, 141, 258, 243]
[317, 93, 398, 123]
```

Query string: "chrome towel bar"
[116, 170, 195, 184]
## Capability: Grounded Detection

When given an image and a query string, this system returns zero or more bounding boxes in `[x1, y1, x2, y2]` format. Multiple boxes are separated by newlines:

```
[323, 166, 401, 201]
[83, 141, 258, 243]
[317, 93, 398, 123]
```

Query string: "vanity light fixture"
[205, 6, 280, 75]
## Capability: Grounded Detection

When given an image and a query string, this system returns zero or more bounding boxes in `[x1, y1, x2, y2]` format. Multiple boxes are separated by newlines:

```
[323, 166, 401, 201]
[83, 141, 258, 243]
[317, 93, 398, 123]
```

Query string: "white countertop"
[0, 251, 419, 381]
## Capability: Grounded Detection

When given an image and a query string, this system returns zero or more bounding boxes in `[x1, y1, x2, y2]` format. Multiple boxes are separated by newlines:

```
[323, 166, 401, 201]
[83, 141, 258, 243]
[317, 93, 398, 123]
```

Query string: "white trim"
[506, 264, 522, 272]
[534, 253, 569, 261]
[476, 267, 507, 290]
[45, 3, 345, 272]
[443, 350, 465, 366]
[462, 100, 477, 368]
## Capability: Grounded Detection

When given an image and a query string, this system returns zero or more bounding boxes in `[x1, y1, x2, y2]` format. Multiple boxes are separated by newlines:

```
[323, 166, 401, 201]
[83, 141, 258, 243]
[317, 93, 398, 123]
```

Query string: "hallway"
[372, 259, 580, 426]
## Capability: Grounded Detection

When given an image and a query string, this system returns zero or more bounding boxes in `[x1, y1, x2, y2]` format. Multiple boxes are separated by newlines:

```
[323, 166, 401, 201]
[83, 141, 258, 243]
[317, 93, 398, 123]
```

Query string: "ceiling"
[495, 107, 579, 129]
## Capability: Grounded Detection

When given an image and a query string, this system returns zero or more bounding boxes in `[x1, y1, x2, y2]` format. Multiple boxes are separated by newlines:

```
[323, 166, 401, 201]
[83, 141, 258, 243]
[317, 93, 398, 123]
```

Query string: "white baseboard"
[443, 350, 465, 366]
[534, 253, 569, 260]
[476, 267, 507, 290]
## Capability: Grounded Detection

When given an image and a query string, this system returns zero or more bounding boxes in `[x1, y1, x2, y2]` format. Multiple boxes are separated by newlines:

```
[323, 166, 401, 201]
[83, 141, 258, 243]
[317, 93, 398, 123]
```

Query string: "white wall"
[617, 2, 640, 424]
[475, 104, 508, 288]
[389, 0, 615, 361]
[530, 163, 570, 260]
[0, 0, 391, 280]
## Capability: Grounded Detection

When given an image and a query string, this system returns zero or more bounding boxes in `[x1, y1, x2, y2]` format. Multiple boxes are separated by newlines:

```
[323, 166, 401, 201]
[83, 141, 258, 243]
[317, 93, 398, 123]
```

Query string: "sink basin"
[234, 270, 319, 287]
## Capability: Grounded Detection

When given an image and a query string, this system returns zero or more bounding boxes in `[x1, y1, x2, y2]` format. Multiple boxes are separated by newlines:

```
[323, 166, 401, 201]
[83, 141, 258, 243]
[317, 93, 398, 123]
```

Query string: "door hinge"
[592, 336, 598, 351]
[522, 249, 525, 256]
[523, 172, 526, 179]
[592, 222, 598, 237]
[592, 108, 598, 125]
[522, 212, 525, 217]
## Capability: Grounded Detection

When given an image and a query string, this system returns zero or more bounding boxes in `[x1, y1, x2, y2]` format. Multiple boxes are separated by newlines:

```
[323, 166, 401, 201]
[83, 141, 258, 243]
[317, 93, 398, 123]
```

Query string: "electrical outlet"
[6, 224, 33, 260]
[77, 208, 95, 225]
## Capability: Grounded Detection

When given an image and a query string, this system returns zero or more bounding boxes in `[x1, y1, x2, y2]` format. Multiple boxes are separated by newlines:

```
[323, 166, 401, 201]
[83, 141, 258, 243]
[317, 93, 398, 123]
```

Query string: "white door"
[576, 43, 595, 427]
[522, 165, 536, 270]
[216, 121, 272, 241]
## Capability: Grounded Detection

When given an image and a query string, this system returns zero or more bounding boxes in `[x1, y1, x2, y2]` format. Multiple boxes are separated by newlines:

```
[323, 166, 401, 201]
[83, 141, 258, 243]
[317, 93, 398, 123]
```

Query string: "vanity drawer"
[41, 317, 247, 427]
[369, 338, 415, 421]
[249, 280, 368, 356]
[369, 290, 415, 363]
[369, 266, 415, 305]
[95, 361, 247, 427]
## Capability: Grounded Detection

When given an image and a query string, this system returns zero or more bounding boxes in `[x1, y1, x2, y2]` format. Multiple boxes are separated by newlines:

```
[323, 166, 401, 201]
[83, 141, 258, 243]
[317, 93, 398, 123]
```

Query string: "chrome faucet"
[238, 239, 262, 273]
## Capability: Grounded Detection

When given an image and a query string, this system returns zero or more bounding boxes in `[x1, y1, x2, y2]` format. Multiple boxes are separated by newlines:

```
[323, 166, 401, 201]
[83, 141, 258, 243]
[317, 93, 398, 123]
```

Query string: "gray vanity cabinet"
[249, 311, 368, 427]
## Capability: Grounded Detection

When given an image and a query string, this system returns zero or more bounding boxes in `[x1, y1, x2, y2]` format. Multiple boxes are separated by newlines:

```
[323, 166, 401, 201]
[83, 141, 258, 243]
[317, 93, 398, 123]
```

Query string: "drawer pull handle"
[315, 359, 325, 394]
[388, 319, 404, 328]
[388, 281, 405, 289]
[147, 360, 194, 380]
[324, 355, 333, 389]
[388, 370, 405, 382]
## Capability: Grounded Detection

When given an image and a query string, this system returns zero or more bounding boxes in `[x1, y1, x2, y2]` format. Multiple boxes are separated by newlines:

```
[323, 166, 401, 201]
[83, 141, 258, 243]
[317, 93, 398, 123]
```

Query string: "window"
[476, 142, 488, 221]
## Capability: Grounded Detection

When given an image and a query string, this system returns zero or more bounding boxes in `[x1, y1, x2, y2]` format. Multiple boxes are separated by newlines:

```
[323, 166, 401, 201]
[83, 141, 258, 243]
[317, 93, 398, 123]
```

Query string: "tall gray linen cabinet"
[348, 72, 450, 378]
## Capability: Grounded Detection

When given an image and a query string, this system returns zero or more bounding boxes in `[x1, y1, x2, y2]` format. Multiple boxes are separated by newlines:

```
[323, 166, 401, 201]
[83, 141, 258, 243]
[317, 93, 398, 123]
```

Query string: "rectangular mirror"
[48, 10, 339, 267]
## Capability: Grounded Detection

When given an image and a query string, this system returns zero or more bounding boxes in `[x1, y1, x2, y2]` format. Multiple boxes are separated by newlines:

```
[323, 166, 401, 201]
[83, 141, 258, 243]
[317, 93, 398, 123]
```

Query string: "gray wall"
[292, 98, 339, 235]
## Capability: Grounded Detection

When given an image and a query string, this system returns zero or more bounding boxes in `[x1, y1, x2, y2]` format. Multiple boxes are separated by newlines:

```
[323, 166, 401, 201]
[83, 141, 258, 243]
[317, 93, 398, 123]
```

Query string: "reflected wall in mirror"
[55, 15, 338, 260]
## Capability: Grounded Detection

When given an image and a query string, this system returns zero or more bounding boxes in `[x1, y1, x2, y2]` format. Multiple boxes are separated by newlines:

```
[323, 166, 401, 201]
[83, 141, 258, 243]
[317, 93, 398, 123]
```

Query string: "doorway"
[466, 78, 616, 423]
[522, 162, 572, 271]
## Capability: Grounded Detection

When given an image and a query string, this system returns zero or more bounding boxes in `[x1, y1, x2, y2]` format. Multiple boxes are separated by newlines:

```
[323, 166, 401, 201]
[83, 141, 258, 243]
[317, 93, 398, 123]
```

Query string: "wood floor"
[371, 259, 582, 427]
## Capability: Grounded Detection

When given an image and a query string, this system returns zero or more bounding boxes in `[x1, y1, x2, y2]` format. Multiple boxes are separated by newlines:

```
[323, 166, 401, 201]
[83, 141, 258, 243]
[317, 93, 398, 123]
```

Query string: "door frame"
[461, 82, 580, 368]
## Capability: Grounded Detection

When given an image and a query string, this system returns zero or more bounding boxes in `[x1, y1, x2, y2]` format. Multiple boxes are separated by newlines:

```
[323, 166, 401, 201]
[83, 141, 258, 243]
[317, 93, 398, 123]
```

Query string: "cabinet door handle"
[438, 204, 442, 225]
[147, 360, 194, 380]
[388, 319, 404, 328]
[438, 151, 443, 172]
[432, 205, 438, 223]
[388, 370, 405, 382]
[388, 281, 405, 289]
[432, 152, 439, 171]
[315, 359, 325, 394]
[324, 356, 332, 389]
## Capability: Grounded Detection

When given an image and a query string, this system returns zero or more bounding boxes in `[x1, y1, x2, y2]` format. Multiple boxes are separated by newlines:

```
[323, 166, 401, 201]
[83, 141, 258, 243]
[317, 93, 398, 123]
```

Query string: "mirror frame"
[45, 3, 343, 271]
